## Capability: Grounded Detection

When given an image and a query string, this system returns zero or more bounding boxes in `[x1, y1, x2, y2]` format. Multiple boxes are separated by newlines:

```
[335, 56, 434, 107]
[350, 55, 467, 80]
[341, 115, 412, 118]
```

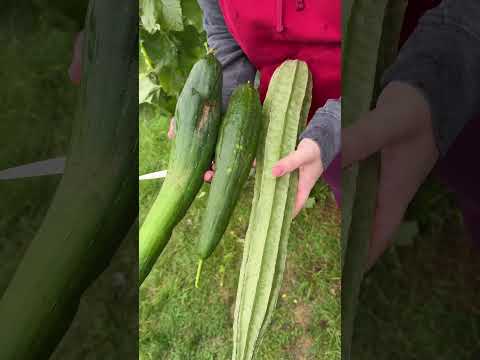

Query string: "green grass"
[139, 104, 341, 359]
[352, 182, 480, 359]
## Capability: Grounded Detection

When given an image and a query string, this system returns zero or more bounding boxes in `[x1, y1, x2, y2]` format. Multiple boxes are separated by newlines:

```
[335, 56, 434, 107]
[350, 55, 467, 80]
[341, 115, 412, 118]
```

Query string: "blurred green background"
[0, 2, 137, 359]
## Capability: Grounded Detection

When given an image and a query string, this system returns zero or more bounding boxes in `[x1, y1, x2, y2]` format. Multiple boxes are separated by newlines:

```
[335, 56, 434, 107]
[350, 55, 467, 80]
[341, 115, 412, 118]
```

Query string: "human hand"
[68, 31, 84, 85]
[272, 138, 325, 218]
[342, 81, 439, 269]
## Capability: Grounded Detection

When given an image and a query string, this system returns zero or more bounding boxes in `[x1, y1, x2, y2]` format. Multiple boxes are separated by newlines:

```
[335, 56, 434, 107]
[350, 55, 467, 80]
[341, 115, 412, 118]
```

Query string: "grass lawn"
[352, 183, 480, 359]
[139, 105, 341, 359]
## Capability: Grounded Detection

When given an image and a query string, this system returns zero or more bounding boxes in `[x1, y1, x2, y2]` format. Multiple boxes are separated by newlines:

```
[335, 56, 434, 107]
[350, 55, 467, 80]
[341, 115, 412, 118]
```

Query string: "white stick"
[0, 156, 167, 181]
[139, 170, 168, 181]
[0, 157, 66, 180]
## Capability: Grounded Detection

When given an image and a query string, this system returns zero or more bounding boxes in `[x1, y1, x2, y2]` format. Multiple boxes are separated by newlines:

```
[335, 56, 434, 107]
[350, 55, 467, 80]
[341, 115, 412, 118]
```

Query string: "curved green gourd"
[0, 1, 138, 358]
[139, 53, 223, 285]
[342, 1, 407, 359]
[195, 83, 262, 283]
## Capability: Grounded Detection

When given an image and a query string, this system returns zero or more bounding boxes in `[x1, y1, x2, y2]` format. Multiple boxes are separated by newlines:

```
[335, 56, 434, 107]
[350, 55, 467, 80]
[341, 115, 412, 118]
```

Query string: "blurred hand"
[272, 138, 324, 218]
[68, 31, 84, 85]
[167, 117, 175, 140]
[342, 81, 439, 269]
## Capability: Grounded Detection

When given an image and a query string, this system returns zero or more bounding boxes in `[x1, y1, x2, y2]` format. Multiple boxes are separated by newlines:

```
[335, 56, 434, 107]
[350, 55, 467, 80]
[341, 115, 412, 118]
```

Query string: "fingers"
[203, 162, 216, 183]
[293, 171, 317, 218]
[204, 170, 214, 183]
[342, 82, 432, 168]
[272, 139, 320, 177]
[271, 139, 323, 217]
[365, 134, 438, 269]
[366, 160, 412, 269]
[68, 31, 84, 85]
[272, 150, 304, 177]
[342, 109, 392, 167]
[168, 117, 175, 139]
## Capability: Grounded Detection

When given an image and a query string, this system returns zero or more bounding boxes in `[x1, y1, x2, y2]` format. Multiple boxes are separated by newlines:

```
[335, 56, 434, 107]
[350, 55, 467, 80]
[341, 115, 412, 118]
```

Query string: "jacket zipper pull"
[296, 0, 304, 11]
[276, 0, 284, 32]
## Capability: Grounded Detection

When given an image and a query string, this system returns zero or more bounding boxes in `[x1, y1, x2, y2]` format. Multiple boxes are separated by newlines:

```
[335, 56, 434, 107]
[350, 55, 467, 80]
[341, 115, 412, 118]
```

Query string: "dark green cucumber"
[139, 53, 223, 285]
[195, 83, 262, 281]
[0, 1, 138, 358]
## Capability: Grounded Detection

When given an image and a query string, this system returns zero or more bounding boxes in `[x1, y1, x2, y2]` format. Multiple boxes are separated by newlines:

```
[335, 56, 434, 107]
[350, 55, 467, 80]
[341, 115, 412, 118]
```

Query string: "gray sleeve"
[197, 0, 256, 111]
[299, 98, 341, 170]
[381, 0, 480, 156]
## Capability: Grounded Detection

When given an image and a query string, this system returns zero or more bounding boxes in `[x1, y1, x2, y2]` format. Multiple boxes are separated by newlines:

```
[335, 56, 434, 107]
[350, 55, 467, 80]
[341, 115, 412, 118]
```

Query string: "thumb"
[272, 139, 319, 177]
[272, 150, 306, 177]
[342, 107, 395, 168]
[168, 117, 175, 139]
[342, 82, 432, 168]
[293, 172, 317, 218]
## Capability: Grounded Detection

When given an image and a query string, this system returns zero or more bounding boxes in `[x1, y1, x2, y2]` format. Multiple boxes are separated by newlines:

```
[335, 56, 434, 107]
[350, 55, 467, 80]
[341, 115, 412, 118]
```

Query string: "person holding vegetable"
[343, 0, 480, 268]
[167, 0, 342, 216]
[70, 1, 341, 215]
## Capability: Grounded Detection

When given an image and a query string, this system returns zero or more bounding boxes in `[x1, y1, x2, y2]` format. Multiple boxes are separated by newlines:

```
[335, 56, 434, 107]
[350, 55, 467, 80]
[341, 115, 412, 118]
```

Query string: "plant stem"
[195, 259, 204, 289]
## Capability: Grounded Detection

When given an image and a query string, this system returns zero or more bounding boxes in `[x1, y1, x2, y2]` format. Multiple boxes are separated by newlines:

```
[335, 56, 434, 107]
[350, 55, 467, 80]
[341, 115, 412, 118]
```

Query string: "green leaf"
[139, 41, 152, 74]
[140, 0, 160, 33]
[158, 64, 185, 96]
[174, 25, 205, 64]
[181, 0, 203, 31]
[141, 30, 177, 72]
[159, 0, 184, 32]
[139, 74, 160, 104]
[139, 0, 206, 121]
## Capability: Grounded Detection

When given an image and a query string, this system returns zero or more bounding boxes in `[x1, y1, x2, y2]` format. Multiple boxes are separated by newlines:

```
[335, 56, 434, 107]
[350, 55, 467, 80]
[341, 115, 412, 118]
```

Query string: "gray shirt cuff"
[381, 0, 480, 156]
[197, 0, 256, 112]
[300, 98, 341, 170]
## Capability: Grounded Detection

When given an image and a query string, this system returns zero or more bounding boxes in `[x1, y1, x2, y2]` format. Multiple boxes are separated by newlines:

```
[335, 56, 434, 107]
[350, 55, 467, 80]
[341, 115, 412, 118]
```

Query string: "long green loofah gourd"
[0, 0, 138, 358]
[139, 53, 223, 285]
[232, 60, 312, 360]
[341, 1, 407, 359]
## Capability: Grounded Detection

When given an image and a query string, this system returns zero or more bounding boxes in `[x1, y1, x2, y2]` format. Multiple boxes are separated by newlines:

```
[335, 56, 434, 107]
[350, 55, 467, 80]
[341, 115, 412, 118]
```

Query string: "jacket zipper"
[277, 0, 305, 32]
[276, 0, 284, 32]
[276, 0, 305, 32]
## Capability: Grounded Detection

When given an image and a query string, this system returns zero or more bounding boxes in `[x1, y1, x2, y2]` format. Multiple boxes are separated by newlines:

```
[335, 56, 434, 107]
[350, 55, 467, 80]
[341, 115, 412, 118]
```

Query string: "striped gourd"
[232, 60, 312, 360]
[341, 1, 407, 359]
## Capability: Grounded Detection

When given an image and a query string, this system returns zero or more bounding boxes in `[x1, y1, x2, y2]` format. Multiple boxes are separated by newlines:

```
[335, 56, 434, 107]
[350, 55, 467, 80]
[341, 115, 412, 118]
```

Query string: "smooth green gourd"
[139, 53, 223, 285]
[195, 83, 262, 286]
